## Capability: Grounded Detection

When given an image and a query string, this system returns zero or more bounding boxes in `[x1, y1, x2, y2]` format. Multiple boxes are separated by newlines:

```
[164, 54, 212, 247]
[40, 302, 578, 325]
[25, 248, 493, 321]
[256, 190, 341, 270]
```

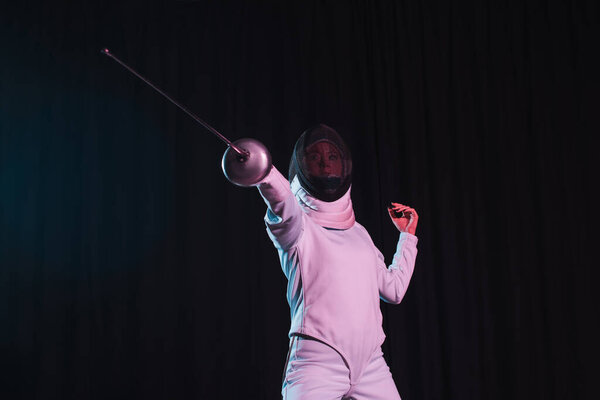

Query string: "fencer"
[103, 49, 418, 398]
[251, 124, 419, 399]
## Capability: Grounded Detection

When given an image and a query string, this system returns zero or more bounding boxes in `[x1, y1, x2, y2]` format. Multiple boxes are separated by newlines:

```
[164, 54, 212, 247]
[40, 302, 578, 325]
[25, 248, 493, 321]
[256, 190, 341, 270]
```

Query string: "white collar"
[290, 175, 355, 230]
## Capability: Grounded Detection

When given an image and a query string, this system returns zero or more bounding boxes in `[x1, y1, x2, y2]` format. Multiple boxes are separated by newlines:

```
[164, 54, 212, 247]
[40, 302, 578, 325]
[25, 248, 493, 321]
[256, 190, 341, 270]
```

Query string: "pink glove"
[387, 202, 419, 235]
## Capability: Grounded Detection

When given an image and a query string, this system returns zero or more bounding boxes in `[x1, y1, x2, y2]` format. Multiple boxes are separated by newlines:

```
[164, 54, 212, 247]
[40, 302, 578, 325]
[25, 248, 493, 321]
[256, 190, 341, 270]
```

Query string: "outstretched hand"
[387, 202, 418, 235]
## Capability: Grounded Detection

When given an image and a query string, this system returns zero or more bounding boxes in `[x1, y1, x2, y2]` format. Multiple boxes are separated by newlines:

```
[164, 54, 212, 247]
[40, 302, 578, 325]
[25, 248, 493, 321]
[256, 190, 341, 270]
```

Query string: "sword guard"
[222, 138, 272, 187]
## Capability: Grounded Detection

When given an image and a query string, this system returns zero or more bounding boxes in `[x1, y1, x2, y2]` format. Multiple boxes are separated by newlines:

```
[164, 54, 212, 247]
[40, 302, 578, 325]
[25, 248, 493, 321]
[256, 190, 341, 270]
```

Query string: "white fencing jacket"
[258, 166, 418, 384]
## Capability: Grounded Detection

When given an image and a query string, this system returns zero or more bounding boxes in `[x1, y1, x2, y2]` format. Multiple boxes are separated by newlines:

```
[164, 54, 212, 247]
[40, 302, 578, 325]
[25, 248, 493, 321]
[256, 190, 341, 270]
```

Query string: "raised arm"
[377, 232, 418, 304]
[378, 203, 419, 304]
[257, 166, 304, 251]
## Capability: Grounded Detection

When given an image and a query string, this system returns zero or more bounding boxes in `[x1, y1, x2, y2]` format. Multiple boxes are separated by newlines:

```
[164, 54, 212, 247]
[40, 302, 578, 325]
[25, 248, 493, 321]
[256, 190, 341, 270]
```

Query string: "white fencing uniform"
[258, 166, 418, 400]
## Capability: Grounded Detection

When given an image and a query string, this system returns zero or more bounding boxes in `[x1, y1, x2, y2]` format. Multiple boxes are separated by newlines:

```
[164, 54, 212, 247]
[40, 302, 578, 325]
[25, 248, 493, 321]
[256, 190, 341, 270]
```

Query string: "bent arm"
[257, 166, 304, 250]
[377, 232, 418, 304]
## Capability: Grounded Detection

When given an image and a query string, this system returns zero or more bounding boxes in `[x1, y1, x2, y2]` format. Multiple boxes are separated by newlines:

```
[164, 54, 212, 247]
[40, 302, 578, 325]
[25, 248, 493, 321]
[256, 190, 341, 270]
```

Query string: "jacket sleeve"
[376, 232, 418, 304]
[257, 166, 304, 251]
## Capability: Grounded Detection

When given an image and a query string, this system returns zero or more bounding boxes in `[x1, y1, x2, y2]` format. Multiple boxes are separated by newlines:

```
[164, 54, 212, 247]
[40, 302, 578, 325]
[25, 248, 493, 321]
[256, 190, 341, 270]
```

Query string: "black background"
[1, 0, 597, 398]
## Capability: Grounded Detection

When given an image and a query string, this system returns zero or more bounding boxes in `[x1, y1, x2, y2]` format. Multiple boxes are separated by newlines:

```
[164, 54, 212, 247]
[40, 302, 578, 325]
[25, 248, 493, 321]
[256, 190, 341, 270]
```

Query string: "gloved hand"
[387, 202, 418, 235]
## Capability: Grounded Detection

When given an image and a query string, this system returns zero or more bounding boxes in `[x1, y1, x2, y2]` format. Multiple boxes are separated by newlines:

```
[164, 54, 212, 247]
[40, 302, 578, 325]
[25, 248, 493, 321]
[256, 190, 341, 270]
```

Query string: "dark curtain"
[1, 0, 597, 398]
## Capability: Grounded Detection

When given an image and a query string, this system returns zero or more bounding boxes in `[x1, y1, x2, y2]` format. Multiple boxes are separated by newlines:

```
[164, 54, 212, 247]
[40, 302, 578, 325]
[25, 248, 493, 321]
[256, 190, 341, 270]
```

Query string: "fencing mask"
[288, 124, 352, 202]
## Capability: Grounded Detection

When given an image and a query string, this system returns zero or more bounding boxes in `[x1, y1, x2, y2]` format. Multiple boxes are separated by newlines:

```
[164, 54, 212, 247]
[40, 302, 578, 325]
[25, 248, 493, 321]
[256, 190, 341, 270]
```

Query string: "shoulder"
[346, 221, 376, 246]
[352, 221, 370, 236]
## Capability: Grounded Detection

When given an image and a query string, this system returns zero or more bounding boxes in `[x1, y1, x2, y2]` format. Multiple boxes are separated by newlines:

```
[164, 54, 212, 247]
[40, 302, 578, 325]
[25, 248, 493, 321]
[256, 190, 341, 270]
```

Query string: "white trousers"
[282, 336, 402, 400]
